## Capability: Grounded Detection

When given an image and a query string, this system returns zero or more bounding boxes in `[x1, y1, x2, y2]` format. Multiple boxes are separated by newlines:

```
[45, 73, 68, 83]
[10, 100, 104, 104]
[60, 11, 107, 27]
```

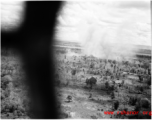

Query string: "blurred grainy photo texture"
[1, 1, 62, 119]
[1, 1, 151, 119]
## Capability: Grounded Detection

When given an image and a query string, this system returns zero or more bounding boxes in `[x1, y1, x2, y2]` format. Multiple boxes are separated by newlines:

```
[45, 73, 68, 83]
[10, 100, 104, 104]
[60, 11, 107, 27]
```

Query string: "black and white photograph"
[1, 1, 152, 119]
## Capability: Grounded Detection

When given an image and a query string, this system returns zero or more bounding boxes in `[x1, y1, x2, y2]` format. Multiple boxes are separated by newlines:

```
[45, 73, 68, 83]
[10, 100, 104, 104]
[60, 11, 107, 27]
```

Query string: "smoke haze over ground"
[55, 1, 151, 60]
[1, 1, 151, 60]
[2, 1, 150, 60]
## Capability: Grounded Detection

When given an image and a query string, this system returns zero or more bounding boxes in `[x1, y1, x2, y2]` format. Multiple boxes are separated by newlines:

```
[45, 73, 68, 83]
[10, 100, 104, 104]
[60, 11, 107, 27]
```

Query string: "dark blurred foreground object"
[1, 1, 62, 119]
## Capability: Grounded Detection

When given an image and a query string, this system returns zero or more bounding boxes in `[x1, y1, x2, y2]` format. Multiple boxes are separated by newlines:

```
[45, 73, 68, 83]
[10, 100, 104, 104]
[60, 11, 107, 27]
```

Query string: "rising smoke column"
[77, 15, 139, 61]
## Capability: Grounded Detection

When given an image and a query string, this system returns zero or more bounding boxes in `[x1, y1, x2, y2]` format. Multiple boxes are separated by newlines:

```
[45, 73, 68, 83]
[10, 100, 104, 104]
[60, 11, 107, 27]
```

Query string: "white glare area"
[1, 1, 25, 31]
[55, 1, 151, 59]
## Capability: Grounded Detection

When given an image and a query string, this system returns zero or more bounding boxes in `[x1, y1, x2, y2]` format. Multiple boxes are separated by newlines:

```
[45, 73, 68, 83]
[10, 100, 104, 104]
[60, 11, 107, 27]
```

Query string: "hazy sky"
[1, 1, 25, 31]
[55, 1, 151, 46]
[1, 1, 151, 46]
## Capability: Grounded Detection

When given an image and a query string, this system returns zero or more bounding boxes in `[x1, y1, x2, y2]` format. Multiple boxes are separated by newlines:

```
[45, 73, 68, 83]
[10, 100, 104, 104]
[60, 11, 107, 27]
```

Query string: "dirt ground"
[1, 50, 151, 119]
[55, 74, 151, 119]
[54, 52, 151, 119]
